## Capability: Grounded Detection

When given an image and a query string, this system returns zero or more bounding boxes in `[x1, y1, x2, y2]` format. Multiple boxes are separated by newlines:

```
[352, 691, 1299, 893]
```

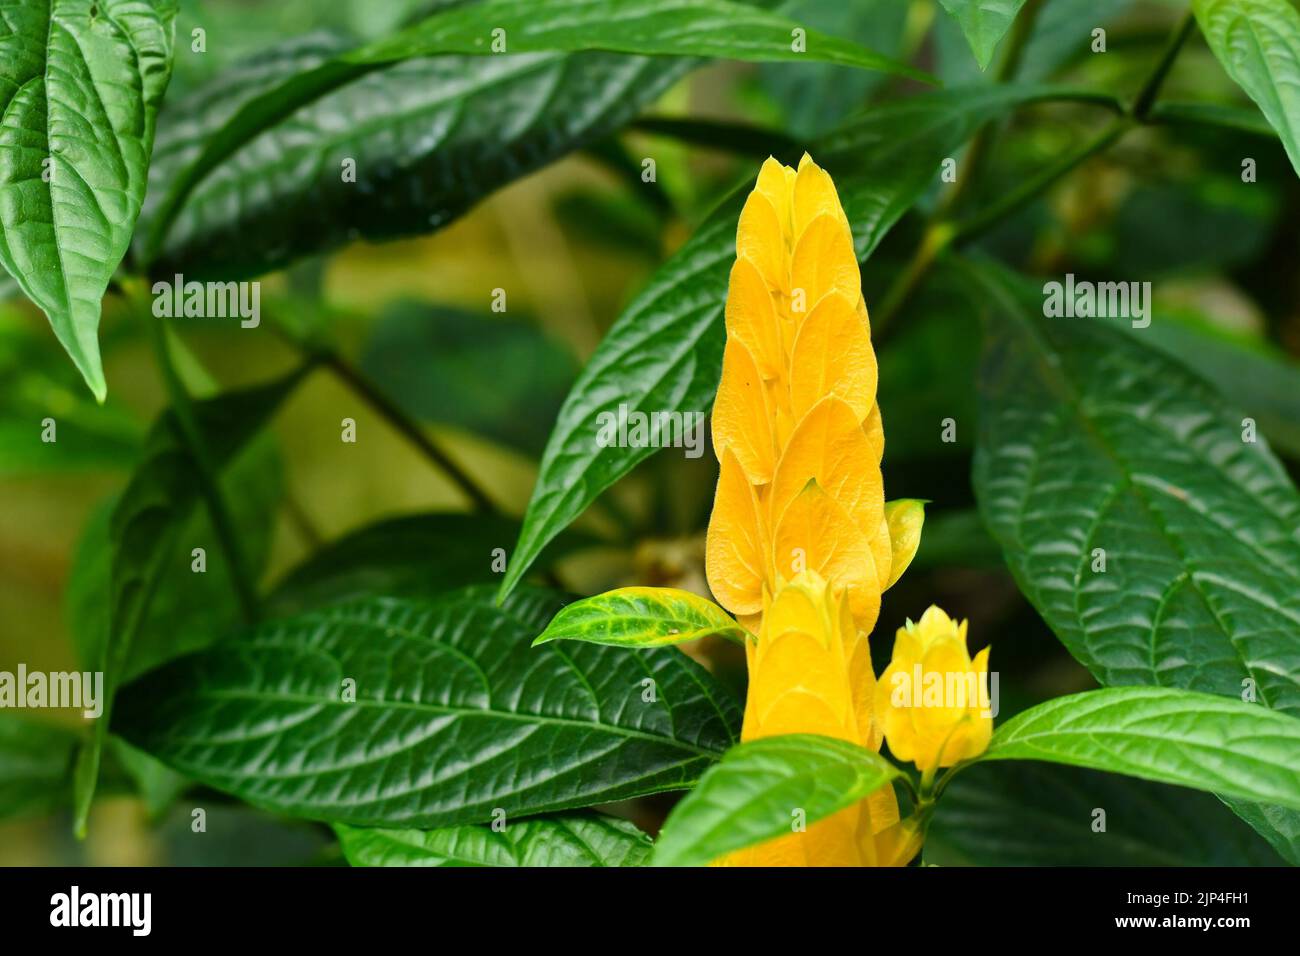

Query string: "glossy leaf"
[1194, 0, 1300, 176]
[927, 762, 1285, 866]
[652, 734, 899, 867]
[533, 587, 747, 648]
[336, 813, 653, 867]
[0, 0, 178, 400]
[938, 0, 1028, 71]
[981, 687, 1300, 811]
[973, 260, 1300, 713]
[354, 0, 932, 81]
[114, 586, 741, 828]
[137, 37, 692, 277]
[502, 85, 1087, 599]
[969, 258, 1300, 855]
[71, 370, 303, 834]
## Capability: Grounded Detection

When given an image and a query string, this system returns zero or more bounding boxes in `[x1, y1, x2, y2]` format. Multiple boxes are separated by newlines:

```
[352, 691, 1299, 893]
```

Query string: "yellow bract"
[705, 154, 916, 637]
[718, 571, 920, 867]
[875, 606, 993, 772]
[705, 155, 931, 867]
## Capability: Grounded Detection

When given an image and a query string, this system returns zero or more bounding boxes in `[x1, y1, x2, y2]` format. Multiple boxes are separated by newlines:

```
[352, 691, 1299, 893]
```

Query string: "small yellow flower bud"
[875, 606, 992, 773]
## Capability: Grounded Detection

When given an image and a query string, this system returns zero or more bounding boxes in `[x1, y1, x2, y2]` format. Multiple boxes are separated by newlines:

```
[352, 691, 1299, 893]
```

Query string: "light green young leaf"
[353, 0, 933, 81]
[982, 687, 1300, 811]
[114, 586, 740, 828]
[0, 0, 179, 400]
[1194, 0, 1300, 177]
[336, 813, 653, 867]
[937, 0, 1028, 70]
[652, 734, 900, 867]
[533, 587, 747, 649]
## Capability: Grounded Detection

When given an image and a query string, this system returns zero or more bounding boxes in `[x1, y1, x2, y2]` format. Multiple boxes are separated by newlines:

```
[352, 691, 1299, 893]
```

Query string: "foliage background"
[1, 0, 1297, 865]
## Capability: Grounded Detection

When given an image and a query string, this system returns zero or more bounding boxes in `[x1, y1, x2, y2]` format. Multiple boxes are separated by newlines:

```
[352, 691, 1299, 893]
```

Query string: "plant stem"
[1131, 9, 1198, 120]
[145, 307, 260, 624]
[873, 7, 1198, 336]
[318, 349, 499, 515]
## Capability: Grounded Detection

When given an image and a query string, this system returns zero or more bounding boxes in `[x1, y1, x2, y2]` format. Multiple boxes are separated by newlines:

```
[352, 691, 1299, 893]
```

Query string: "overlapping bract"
[719, 571, 920, 866]
[706, 155, 924, 866]
[705, 154, 915, 637]
[876, 607, 993, 772]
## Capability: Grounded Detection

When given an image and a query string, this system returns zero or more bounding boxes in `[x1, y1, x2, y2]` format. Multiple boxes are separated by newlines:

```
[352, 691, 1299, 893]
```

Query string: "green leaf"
[968, 257, 1300, 854]
[137, 36, 693, 277]
[113, 586, 741, 828]
[67, 434, 282, 682]
[1194, 0, 1300, 176]
[0, 313, 143, 473]
[501, 84, 1093, 599]
[981, 687, 1300, 812]
[71, 369, 303, 835]
[335, 813, 653, 867]
[0, 715, 80, 820]
[972, 259, 1300, 712]
[359, 302, 578, 456]
[0, 0, 179, 400]
[927, 761, 1285, 866]
[652, 734, 900, 867]
[937, 0, 1028, 71]
[533, 587, 747, 649]
[267, 512, 596, 616]
[353, 0, 932, 81]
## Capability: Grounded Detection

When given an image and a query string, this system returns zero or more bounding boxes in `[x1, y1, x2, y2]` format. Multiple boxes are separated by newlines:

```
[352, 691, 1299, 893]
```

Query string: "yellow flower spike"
[875, 606, 993, 774]
[719, 571, 910, 867]
[706, 154, 906, 637]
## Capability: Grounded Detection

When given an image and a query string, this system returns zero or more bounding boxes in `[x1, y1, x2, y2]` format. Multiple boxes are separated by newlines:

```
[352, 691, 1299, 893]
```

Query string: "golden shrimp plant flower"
[705, 154, 929, 866]
[876, 606, 993, 774]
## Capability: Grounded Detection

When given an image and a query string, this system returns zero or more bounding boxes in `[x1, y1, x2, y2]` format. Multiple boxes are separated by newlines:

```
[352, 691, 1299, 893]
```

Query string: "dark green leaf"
[928, 761, 1285, 866]
[0, 0, 179, 399]
[981, 687, 1300, 811]
[1194, 0, 1300, 176]
[652, 734, 900, 867]
[336, 812, 653, 866]
[533, 586, 747, 648]
[67, 434, 282, 682]
[72, 369, 303, 834]
[138, 40, 692, 277]
[938, 0, 1028, 71]
[502, 85, 1092, 599]
[114, 586, 740, 828]
[353, 0, 932, 81]
[969, 257, 1300, 855]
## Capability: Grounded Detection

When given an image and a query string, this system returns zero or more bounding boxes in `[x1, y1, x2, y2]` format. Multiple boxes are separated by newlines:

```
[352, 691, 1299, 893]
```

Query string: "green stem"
[1131, 9, 1197, 120]
[873, 8, 1197, 336]
[318, 349, 499, 515]
[145, 307, 260, 624]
